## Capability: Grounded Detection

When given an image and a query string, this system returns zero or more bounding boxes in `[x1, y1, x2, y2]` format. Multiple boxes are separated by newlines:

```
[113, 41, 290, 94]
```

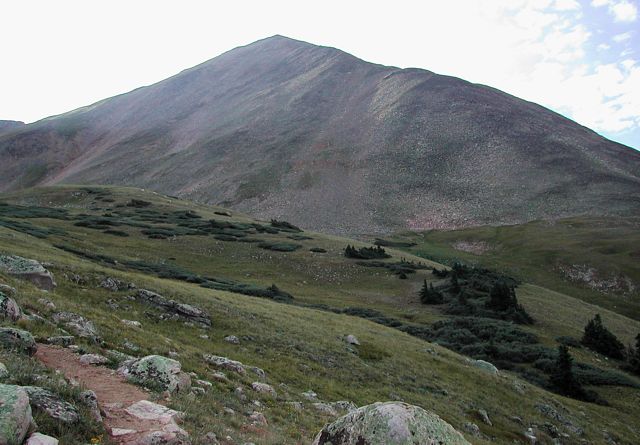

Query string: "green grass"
[0, 185, 639, 444]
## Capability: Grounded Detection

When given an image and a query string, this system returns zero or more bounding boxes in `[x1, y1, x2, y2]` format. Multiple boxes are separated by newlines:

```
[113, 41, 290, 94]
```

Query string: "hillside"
[378, 217, 640, 320]
[0, 36, 639, 235]
[1, 186, 639, 444]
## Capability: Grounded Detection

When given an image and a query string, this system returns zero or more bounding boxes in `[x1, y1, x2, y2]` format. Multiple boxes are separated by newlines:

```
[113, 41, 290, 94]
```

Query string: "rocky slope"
[0, 36, 638, 235]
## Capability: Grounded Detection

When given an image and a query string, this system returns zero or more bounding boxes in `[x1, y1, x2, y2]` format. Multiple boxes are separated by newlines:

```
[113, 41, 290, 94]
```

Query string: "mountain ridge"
[1, 35, 638, 235]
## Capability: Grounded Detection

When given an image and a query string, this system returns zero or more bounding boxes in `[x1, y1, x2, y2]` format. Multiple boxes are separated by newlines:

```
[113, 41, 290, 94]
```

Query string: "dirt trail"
[35, 344, 185, 444]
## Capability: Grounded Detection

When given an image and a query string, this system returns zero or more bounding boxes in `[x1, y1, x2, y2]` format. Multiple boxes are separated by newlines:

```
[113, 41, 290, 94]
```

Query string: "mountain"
[0, 119, 25, 135]
[1, 35, 639, 235]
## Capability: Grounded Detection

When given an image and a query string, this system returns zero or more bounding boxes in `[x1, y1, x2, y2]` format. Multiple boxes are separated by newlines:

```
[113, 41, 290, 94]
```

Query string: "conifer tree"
[582, 314, 625, 359]
[549, 345, 585, 399]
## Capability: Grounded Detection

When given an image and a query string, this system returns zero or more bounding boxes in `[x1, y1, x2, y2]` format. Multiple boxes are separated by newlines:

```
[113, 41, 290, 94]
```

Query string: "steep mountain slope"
[1, 185, 639, 444]
[0, 119, 24, 135]
[1, 35, 639, 235]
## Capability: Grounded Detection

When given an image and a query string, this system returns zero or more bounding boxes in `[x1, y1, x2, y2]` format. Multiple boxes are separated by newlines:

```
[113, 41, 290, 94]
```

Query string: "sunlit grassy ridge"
[1, 185, 639, 444]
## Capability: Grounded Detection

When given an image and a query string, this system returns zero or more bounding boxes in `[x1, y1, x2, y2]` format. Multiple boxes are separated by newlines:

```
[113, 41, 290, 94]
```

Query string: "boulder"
[0, 255, 56, 290]
[79, 353, 109, 366]
[0, 384, 33, 445]
[23, 386, 79, 424]
[0, 284, 16, 295]
[136, 289, 211, 327]
[311, 401, 471, 445]
[0, 327, 37, 356]
[37, 298, 56, 310]
[25, 432, 59, 445]
[251, 382, 276, 397]
[0, 292, 21, 321]
[471, 359, 499, 375]
[125, 400, 183, 423]
[46, 336, 74, 347]
[203, 355, 246, 375]
[118, 355, 191, 393]
[0, 362, 8, 379]
[313, 403, 338, 417]
[51, 312, 100, 341]
[224, 335, 240, 344]
[121, 319, 142, 328]
[79, 390, 102, 422]
[99, 277, 127, 292]
[345, 335, 360, 346]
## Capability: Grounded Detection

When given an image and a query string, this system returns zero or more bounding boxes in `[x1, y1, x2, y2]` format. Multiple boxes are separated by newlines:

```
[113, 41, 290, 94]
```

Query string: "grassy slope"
[380, 217, 640, 320]
[0, 185, 638, 444]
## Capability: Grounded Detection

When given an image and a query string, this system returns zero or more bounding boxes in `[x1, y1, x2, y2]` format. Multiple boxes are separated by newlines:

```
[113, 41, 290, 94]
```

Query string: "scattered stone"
[168, 350, 180, 358]
[331, 401, 357, 413]
[37, 298, 56, 310]
[0, 384, 34, 445]
[0, 255, 56, 290]
[125, 400, 183, 423]
[111, 428, 137, 437]
[513, 379, 527, 394]
[311, 401, 471, 445]
[345, 334, 360, 345]
[199, 334, 209, 340]
[234, 387, 246, 401]
[52, 312, 100, 341]
[46, 336, 75, 347]
[0, 283, 16, 295]
[223, 407, 235, 415]
[0, 327, 37, 355]
[0, 291, 22, 321]
[302, 390, 319, 401]
[203, 355, 246, 374]
[123, 339, 140, 352]
[524, 427, 537, 444]
[25, 432, 59, 445]
[104, 349, 134, 364]
[79, 353, 109, 366]
[0, 362, 8, 379]
[248, 411, 267, 426]
[136, 289, 211, 327]
[100, 277, 127, 292]
[203, 432, 219, 444]
[196, 379, 212, 388]
[286, 401, 304, 411]
[478, 409, 492, 426]
[118, 355, 191, 393]
[536, 403, 584, 436]
[211, 372, 228, 383]
[463, 422, 481, 437]
[79, 390, 102, 422]
[121, 319, 142, 328]
[23, 386, 79, 424]
[470, 359, 499, 375]
[251, 382, 276, 397]
[224, 335, 240, 344]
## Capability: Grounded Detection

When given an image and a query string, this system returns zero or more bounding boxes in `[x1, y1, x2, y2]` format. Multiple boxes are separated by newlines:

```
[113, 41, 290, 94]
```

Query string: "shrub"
[344, 245, 390, 260]
[258, 242, 302, 252]
[103, 229, 129, 237]
[270, 219, 302, 232]
[556, 336, 582, 348]
[126, 199, 151, 208]
[310, 247, 327, 253]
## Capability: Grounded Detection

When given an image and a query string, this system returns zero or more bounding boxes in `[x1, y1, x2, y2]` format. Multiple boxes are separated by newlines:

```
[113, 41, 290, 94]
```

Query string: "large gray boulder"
[0, 292, 21, 321]
[23, 386, 79, 424]
[0, 256, 55, 290]
[136, 289, 211, 327]
[51, 312, 99, 341]
[0, 328, 37, 356]
[25, 432, 59, 445]
[312, 402, 470, 445]
[0, 384, 34, 445]
[118, 355, 191, 393]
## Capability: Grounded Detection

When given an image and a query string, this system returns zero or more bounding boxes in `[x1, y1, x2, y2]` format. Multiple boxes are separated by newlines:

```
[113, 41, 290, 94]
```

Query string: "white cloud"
[553, 0, 581, 10]
[591, 0, 638, 22]
[613, 32, 632, 42]
[598, 43, 611, 50]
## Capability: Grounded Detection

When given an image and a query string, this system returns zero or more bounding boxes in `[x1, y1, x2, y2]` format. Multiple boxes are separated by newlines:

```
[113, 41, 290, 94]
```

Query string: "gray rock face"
[135, 289, 211, 327]
[23, 386, 79, 424]
[0, 384, 33, 445]
[118, 355, 191, 393]
[0, 292, 22, 321]
[52, 312, 100, 341]
[312, 401, 471, 445]
[0, 328, 37, 356]
[0, 256, 56, 290]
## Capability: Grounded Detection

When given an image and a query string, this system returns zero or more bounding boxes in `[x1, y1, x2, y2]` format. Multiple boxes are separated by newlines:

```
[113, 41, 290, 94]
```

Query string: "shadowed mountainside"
[1, 35, 639, 235]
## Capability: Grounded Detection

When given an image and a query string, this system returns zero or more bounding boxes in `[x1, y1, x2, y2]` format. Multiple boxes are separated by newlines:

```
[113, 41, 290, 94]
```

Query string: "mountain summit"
[1, 35, 639, 234]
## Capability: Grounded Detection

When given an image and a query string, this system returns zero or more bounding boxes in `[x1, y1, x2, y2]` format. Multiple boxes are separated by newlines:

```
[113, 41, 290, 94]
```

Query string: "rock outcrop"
[312, 401, 470, 445]
[0, 256, 56, 290]
[135, 289, 211, 327]
[0, 291, 22, 321]
[23, 386, 79, 424]
[52, 312, 100, 342]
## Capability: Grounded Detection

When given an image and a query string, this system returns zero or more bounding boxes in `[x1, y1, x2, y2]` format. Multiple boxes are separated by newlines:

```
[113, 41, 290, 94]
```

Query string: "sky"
[1, 0, 639, 149]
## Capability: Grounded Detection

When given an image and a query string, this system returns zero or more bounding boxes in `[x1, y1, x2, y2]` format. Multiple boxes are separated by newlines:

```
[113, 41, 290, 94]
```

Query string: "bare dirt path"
[35, 344, 185, 444]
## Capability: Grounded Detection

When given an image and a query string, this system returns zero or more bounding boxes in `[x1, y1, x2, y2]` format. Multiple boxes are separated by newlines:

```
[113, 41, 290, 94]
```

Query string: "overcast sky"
[1, 0, 639, 149]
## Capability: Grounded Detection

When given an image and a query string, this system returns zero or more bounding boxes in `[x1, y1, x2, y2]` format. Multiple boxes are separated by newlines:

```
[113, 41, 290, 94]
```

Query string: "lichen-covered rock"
[0, 384, 33, 445]
[52, 312, 100, 341]
[312, 402, 471, 445]
[79, 390, 102, 422]
[23, 386, 79, 424]
[251, 382, 276, 397]
[0, 327, 37, 356]
[0, 284, 16, 295]
[0, 291, 22, 321]
[25, 432, 59, 445]
[0, 362, 8, 379]
[79, 353, 109, 366]
[136, 289, 211, 327]
[46, 336, 75, 347]
[345, 335, 360, 346]
[119, 355, 191, 393]
[0, 255, 56, 290]
[203, 355, 246, 375]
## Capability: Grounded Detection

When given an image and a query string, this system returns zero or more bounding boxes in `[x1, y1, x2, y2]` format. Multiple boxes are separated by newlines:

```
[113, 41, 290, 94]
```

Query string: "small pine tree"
[549, 345, 585, 399]
[419, 280, 443, 304]
[487, 281, 513, 311]
[582, 314, 625, 360]
[450, 271, 461, 294]
[624, 333, 640, 375]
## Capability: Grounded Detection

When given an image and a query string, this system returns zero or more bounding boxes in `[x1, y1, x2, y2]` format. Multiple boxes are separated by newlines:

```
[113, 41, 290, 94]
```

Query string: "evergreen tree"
[450, 271, 461, 294]
[582, 314, 625, 360]
[549, 345, 585, 399]
[486, 281, 513, 311]
[624, 333, 640, 375]
[419, 280, 443, 304]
